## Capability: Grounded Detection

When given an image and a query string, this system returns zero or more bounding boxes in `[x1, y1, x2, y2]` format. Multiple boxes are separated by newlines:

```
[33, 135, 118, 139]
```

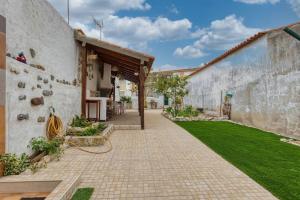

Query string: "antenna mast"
[67, 0, 70, 24]
[93, 17, 104, 40]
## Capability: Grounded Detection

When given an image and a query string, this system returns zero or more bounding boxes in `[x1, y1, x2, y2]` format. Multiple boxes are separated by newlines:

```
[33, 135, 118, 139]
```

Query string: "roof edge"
[189, 21, 300, 78]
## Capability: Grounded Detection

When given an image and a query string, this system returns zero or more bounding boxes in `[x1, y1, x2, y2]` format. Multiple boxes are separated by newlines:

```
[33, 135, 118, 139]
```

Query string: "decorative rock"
[43, 79, 48, 84]
[32, 86, 36, 90]
[37, 116, 46, 123]
[37, 84, 42, 89]
[73, 79, 77, 86]
[42, 90, 53, 97]
[17, 114, 29, 121]
[56, 79, 59, 83]
[18, 82, 26, 88]
[49, 84, 53, 89]
[37, 75, 42, 81]
[29, 48, 36, 58]
[30, 64, 45, 71]
[50, 75, 55, 81]
[10, 68, 20, 75]
[36, 64, 45, 71]
[18, 95, 26, 101]
[24, 69, 29, 73]
[31, 97, 44, 106]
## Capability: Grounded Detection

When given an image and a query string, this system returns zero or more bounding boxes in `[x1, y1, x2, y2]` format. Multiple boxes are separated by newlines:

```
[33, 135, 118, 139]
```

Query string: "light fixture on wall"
[111, 65, 119, 72]
[134, 72, 139, 76]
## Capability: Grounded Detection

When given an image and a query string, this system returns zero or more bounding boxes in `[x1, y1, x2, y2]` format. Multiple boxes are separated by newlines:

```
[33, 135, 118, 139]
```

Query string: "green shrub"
[120, 96, 132, 103]
[165, 107, 173, 114]
[96, 123, 106, 132]
[28, 137, 63, 157]
[0, 153, 30, 176]
[177, 106, 199, 118]
[79, 127, 98, 136]
[77, 123, 106, 136]
[71, 115, 92, 128]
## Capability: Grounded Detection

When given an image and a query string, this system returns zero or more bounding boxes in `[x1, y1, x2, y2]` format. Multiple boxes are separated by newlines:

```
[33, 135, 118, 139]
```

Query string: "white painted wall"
[1, 0, 81, 154]
[185, 26, 300, 138]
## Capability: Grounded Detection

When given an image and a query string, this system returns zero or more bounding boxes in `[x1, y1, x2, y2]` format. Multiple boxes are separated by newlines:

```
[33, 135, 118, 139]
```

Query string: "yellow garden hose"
[46, 114, 63, 139]
[46, 106, 112, 154]
[67, 138, 113, 154]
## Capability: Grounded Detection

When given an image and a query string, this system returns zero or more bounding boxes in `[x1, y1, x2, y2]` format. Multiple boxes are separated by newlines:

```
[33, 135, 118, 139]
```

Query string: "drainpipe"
[283, 27, 300, 41]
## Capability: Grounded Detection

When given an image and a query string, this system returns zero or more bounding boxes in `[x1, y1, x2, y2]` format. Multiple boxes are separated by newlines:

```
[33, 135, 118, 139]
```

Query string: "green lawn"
[176, 121, 300, 200]
[71, 188, 94, 200]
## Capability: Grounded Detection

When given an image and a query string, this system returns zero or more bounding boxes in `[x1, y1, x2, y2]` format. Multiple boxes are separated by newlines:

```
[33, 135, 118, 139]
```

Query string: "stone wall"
[185, 25, 300, 138]
[0, 0, 81, 154]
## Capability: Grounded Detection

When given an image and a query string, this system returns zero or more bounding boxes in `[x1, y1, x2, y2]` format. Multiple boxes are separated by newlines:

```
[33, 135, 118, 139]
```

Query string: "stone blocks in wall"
[17, 114, 29, 121]
[31, 97, 44, 106]
[17, 81, 25, 88]
[42, 90, 53, 96]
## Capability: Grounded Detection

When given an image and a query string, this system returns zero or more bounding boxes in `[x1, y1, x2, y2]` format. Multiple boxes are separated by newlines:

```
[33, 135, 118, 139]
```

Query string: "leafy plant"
[28, 137, 63, 157]
[96, 123, 106, 132]
[71, 115, 92, 128]
[177, 106, 199, 117]
[0, 153, 30, 176]
[80, 127, 98, 136]
[77, 123, 106, 136]
[120, 96, 132, 104]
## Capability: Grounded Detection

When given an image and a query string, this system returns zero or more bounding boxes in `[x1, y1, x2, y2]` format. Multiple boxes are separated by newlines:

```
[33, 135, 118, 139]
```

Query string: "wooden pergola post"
[0, 15, 6, 176]
[138, 83, 141, 116]
[139, 62, 145, 129]
[81, 46, 87, 117]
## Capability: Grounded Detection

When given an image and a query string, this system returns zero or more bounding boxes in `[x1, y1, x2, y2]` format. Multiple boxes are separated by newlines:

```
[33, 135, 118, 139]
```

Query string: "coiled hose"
[46, 106, 112, 154]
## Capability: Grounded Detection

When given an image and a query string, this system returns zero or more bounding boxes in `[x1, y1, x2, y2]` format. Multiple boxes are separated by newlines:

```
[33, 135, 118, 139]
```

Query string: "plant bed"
[71, 187, 94, 200]
[65, 124, 114, 147]
[29, 151, 47, 163]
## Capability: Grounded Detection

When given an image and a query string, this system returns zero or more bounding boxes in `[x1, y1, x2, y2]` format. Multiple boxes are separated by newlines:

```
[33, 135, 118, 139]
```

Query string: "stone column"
[0, 15, 6, 176]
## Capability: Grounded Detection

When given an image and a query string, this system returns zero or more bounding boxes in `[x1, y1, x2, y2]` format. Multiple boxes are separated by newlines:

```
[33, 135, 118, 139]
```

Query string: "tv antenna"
[93, 17, 104, 40]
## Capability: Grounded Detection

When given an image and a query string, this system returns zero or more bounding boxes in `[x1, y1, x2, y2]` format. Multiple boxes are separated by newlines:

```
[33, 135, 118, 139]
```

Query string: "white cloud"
[48, 0, 193, 51]
[169, 4, 179, 14]
[287, 0, 300, 17]
[234, 0, 280, 4]
[48, 0, 151, 23]
[174, 15, 261, 58]
[235, 0, 300, 18]
[73, 15, 193, 50]
[174, 45, 205, 58]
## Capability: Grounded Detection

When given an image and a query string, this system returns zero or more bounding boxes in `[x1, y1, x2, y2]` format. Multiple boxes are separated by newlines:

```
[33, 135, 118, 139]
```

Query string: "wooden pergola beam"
[99, 54, 140, 69]
[89, 45, 142, 66]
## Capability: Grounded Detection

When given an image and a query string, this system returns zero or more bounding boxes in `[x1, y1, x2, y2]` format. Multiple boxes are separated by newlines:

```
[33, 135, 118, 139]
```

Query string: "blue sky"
[48, 0, 300, 70]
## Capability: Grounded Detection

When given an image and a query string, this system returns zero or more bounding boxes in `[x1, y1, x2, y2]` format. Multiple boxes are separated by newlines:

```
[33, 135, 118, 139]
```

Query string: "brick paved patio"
[1, 110, 276, 199]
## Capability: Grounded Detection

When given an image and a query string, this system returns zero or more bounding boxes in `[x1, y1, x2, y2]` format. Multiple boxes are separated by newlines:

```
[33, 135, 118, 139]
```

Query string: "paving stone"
[1, 110, 277, 200]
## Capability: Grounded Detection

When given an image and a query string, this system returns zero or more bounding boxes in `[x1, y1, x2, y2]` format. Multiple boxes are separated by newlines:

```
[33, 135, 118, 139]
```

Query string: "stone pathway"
[2, 110, 277, 199]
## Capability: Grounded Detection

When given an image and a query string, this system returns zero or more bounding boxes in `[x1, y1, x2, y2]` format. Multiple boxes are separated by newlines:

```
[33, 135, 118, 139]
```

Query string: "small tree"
[154, 75, 188, 117]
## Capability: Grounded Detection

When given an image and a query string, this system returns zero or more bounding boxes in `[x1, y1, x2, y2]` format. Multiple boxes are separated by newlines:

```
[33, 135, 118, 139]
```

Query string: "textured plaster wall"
[185, 26, 300, 138]
[0, 0, 81, 154]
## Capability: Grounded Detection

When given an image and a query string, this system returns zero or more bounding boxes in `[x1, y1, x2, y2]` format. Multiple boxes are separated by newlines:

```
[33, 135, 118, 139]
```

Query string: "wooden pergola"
[75, 30, 155, 129]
